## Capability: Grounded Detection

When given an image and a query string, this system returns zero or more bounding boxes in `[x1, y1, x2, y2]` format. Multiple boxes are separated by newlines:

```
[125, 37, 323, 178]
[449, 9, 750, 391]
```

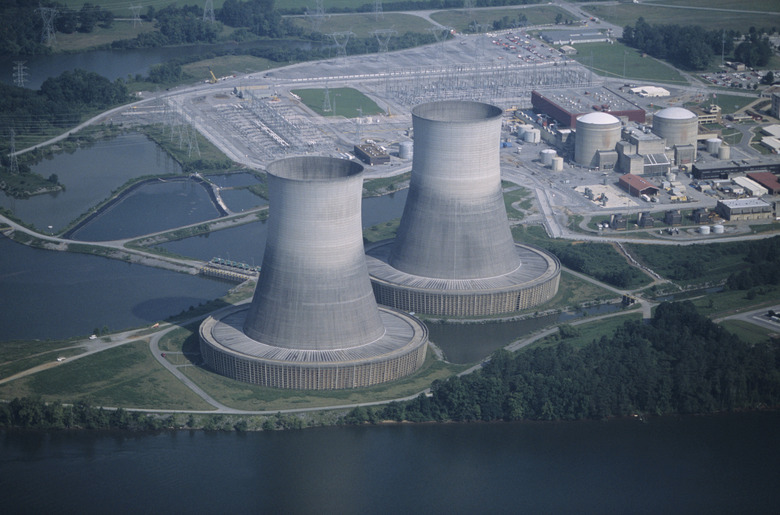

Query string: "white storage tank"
[699, 225, 711, 235]
[706, 138, 722, 155]
[652, 107, 698, 150]
[399, 140, 413, 159]
[540, 149, 557, 166]
[551, 156, 564, 172]
[517, 124, 534, 138]
[718, 144, 731, 160]
[712, 224, 724, 234]
[574, 112, 621, 167]
[524, 129, 541, 143]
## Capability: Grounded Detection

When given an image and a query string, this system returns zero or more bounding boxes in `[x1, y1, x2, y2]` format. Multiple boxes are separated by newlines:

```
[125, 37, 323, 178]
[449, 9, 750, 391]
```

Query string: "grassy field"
[364, 219, 400, 242]
[292, 87, 384, 118]
[430, 5, 576, 33]
[569, 42, 689, 85]
[719, 319, 778, 344]
[0, 340, 214, 410]
[182, 55, 280, 83]
[585, 0, 780, 33]
[288, 12, 434, 38]
[528, 311, 645, 350]
[504, 186, 534, 221]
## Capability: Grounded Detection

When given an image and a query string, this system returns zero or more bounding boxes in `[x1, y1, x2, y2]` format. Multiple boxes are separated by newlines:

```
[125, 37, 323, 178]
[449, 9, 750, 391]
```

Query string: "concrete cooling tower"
[366, 100, 560, 317]
[200, 156, 427, 389]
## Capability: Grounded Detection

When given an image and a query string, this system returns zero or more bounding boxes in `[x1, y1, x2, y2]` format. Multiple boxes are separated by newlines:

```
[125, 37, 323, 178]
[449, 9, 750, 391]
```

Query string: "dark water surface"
[0, 236, 230, 342]
[2, 412, 778, 514]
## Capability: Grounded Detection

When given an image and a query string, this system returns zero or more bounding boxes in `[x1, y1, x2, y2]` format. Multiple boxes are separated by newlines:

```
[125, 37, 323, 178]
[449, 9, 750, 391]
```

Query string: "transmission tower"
[36, 6, 58, 45]
[372, 28, 396, 54]
[203, 0, 215, 23]
[427, 27, 451, 59]
[13, 61, 28, 88]
[305, 0, 326, 32]
[8, 129, 20, 175]
[329, 31, 354, 57]
[188, 123, 201, 158]
[129, 5, 143, 27]
[322, 86, 332, 113]
[373, 0, 383, 21]
[355, 107, 362, 142]
[464, 0, 475, 19]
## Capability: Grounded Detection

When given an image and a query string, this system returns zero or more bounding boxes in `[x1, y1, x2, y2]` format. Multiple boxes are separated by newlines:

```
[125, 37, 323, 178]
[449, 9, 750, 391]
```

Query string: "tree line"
[343, 301, 780, 424]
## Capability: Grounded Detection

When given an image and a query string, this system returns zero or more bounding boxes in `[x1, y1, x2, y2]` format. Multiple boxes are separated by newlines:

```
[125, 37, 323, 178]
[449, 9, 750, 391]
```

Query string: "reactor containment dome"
[200, 156, 427, 389]
[366, 100, 560, 317]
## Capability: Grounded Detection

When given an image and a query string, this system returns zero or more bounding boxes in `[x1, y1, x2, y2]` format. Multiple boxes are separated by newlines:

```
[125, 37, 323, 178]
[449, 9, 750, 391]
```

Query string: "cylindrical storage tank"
[399, 140, 413, 159]
[574, 112, 621, 167]
[517, 124, 533, 137]
[243, 156, 385, 350]
[712, 224, 724, 234]
[718, 144, 731, 160]
[699, 225, 711, 235]
[389, 100, 521, 280]
[652, 107, 698, 150]
[524, 129, 541, 143]
[707, 138, 722, 155]
[540, 149, 556, 166]
[551, 156, 564, 172]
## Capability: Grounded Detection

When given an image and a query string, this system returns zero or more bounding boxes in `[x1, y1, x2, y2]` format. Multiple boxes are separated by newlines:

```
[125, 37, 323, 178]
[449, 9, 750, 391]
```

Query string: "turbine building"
[200, 156, 428, 389]
[366, 100, 560, 317]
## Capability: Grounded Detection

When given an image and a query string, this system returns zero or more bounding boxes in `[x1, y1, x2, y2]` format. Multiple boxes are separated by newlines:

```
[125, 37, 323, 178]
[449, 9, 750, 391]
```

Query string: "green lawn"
[0, 340, 214, 410]
[431, 5, 576, 33]
[569, 42, 688, 85]
[292, 87, 384, 118]
[585, 0, 780, 33]
[719, 319, 778, 344]
[288, 12, 435, 38]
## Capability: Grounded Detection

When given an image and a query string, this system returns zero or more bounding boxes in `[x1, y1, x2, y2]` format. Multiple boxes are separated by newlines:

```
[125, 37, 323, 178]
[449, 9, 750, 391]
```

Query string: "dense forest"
[726, 236, 780, 291]
[344, 301, 780, 424]
[621, 18, 733, 70]
[536, 240, 649, 289]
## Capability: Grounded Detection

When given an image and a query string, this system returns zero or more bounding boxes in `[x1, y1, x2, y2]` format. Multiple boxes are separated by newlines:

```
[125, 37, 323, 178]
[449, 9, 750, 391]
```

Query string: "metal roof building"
[532, 88, 645, 128]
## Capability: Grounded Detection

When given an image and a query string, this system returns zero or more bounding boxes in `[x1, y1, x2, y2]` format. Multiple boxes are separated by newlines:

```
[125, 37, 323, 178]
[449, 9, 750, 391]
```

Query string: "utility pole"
[8, 129, 20, 175]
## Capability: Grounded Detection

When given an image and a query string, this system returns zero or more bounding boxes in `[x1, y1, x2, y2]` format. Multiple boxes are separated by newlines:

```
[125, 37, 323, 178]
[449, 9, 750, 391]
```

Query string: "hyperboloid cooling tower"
[366, 100, 560, 317]
[200, 156, 427, 389]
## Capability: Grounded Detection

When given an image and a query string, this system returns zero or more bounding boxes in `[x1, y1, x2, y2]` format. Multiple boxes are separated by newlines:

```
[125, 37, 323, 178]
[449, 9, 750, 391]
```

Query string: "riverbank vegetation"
[343, 301, 780, 424]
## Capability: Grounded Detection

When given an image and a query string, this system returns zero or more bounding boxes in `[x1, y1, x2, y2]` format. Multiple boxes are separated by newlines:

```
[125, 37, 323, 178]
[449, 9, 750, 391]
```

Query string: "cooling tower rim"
[366, 240, 561, 293]
[412, 100, 502, 123]
[266, 155, 364, 182]
[201, 305, 427, 364]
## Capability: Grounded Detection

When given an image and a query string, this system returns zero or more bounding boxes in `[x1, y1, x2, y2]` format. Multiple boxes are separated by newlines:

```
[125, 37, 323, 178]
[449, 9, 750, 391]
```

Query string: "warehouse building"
[531, 88, 645, 128]
[732, 176, 769, 197]
[747, 172, 780, 195]
[715, 198, 773, 221]
[619, 174, 660, 197]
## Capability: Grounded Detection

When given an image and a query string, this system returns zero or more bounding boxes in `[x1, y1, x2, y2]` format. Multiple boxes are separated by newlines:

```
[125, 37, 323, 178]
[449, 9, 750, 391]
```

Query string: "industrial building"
[732, 176, 769, 197]
[531, 88, 646, 128]
[747, 172, 780, 195]
[366, 100, 560, 317]
[200, 156, 427, 389]
[616, 126, 671, 176]
[692, 161, 780, 180]
[540, 30, 610, 45]
[715, 198, 773, 221]
[619, 174, 660, 197]
[354, 142, 390, 165]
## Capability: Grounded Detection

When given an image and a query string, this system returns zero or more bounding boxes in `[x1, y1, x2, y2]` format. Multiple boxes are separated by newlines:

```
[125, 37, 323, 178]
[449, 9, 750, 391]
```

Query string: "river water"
[2, 412, 779, 514]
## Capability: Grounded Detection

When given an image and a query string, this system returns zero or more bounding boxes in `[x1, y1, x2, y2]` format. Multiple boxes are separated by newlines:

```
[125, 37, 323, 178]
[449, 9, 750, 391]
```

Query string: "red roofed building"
[618, 174, 660, 197]
[747, 172, 780, 195]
